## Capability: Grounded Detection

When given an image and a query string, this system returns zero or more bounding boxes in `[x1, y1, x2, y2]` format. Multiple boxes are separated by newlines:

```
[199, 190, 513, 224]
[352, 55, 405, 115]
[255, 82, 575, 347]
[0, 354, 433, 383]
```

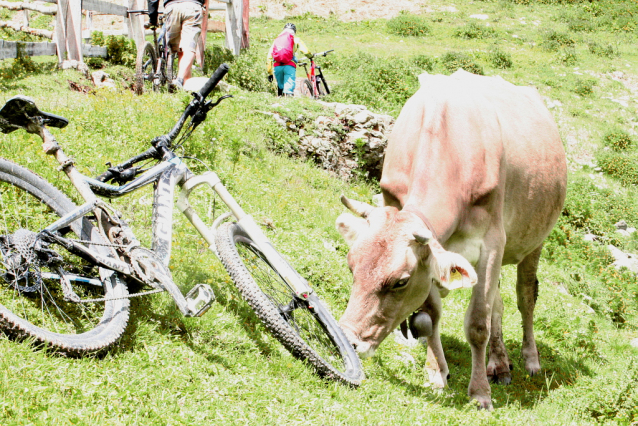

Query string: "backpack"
[272, 32, 295, 64]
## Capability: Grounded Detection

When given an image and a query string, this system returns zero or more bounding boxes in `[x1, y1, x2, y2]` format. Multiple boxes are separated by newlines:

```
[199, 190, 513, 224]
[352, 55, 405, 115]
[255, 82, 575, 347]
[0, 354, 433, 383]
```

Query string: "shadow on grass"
[372, 334, 594, 410]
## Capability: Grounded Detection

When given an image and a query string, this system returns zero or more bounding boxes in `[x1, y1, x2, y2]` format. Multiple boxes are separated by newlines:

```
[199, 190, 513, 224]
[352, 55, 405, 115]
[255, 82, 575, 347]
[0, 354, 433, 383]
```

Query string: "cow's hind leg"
[487, 282, 512, 384]
[517, 245, 542, 376]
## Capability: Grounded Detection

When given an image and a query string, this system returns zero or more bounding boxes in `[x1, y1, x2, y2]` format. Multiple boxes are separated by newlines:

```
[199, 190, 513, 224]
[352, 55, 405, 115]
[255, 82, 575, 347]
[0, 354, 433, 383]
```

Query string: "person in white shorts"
[148, 0, 204, 89]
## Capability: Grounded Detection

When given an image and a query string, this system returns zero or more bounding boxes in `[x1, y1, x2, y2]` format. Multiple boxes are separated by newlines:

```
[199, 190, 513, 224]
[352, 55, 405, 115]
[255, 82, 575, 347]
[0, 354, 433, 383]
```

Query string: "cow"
[336, 70, 567, 409]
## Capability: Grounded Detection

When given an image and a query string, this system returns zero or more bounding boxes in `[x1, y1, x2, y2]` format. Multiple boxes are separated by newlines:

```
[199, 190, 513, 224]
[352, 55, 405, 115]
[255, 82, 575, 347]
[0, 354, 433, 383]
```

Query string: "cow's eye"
[392, 278, 410, 291]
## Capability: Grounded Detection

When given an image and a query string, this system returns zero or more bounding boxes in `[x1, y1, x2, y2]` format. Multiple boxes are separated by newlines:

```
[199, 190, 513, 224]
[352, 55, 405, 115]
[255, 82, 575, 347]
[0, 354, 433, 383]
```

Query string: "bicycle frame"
[37, 125, 314, 318]
[299, 50, 332, 99]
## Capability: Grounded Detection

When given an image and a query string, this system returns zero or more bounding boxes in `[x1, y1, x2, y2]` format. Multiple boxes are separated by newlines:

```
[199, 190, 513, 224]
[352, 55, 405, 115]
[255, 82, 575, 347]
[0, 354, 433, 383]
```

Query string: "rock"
[615, 220, 628, 230]
[583, 234, 598, 242]
[470, 14, 489, 20]
[608, 245, 638, 275]
[91, 70, 116, 90]
[631, 338, 638, 348]
[352, 110, 374, 124]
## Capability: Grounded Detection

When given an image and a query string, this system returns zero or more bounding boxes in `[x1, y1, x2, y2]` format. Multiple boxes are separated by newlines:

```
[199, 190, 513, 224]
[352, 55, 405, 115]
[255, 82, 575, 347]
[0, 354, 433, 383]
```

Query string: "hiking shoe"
[171, 77, 184, 91]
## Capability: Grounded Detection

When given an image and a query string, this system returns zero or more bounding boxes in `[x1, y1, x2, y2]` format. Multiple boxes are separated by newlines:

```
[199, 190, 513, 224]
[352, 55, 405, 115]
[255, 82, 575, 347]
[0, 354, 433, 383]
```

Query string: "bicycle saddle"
[0, 95, 69, 134]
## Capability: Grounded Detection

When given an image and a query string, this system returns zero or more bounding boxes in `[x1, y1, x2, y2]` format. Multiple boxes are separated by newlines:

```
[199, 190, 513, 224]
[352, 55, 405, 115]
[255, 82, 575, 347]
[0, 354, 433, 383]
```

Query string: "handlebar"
[97, 63, 231, 184]
[314, 49, 334, 58]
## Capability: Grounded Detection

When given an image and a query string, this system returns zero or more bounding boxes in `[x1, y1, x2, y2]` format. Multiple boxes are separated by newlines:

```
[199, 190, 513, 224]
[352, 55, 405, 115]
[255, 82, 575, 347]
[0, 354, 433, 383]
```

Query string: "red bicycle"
[299, 50, 333, 99]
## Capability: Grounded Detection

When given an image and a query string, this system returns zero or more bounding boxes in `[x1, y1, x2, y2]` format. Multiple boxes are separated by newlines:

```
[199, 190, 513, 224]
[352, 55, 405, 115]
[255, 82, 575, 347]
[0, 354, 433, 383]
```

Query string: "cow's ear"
[336, 213, 369, 246]
[427, 238, 477, 291]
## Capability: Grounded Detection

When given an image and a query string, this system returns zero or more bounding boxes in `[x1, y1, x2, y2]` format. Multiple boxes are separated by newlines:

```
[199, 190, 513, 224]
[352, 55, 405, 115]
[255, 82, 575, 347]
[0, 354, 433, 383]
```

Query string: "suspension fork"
[176, 171, 313, 299]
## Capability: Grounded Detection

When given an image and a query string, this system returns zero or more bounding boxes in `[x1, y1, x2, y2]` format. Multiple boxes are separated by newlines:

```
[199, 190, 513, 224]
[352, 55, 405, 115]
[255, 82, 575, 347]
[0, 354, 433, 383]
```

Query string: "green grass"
[0, 0, 638, 423]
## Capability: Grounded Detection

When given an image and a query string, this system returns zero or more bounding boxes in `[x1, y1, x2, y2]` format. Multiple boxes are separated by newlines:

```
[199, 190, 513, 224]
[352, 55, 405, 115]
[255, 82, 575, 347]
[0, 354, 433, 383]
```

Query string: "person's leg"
[176, 3, 202, 83]
[274, 66, 285, 96]
[282, 65, 296, 95]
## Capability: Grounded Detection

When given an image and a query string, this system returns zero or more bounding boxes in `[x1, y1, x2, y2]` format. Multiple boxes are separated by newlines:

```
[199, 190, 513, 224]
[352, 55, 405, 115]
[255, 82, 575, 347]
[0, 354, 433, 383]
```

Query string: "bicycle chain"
[75, 287, 166, 304]
[56, 238, 168, 303]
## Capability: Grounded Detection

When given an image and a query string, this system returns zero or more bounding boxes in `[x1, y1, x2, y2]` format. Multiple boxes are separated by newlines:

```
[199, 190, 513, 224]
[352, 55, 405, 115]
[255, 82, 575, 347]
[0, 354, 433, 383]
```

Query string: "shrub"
[90, 32, 136, 67]
[488, 47, 513, 69]
[329, 52, 419, 115]
[597, 151, 638, 186]
[573, 78, 596, 96]
[454, 22, 496, 39]
[540, 29, 576, 51]
[440, 51, 484, 75]
[204, 45, 235, 75]
[587, 41, 618, 58]
[603, 130, 633, 152]
[412, 54, 436, 72]
[227, 49, 269, 92]
[556, 47, 578, 65]
[386, 13, 430, 37]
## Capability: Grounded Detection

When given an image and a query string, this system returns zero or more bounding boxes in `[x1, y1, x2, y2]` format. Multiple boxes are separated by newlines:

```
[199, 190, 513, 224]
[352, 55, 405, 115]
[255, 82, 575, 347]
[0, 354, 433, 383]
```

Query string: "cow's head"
[336, 196, 477, 358]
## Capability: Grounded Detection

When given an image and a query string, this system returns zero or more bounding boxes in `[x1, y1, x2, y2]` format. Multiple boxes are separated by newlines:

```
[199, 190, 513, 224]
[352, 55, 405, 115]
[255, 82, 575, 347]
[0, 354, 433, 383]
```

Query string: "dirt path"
[248, 0, 433, 22]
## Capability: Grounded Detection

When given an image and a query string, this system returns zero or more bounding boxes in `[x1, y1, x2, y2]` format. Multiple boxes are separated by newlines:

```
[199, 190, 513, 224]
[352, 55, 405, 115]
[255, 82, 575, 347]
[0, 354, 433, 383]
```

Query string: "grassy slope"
[1, 0, 638, 424]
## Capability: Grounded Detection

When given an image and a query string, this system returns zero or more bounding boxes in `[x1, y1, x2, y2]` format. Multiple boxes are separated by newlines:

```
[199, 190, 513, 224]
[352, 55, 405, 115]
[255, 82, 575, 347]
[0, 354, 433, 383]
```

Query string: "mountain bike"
[130, 10, 179, 94]
[299, 50, 333, 99]
[0, 64, 363, 386]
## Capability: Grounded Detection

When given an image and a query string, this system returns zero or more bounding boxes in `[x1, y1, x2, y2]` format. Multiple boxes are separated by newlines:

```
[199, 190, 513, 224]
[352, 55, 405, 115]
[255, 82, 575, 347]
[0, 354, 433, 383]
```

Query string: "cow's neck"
[402, 206, 439, 240]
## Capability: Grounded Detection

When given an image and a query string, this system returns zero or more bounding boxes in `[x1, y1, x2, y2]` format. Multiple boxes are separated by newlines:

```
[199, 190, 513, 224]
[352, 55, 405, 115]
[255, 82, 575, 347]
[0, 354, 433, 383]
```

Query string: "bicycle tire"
[315, 77, 326, 97]
[302, 79, 314, 98]
[135, 41, 157, 95]
[0, 158, 130, 354]
[215, 222, 363, 386]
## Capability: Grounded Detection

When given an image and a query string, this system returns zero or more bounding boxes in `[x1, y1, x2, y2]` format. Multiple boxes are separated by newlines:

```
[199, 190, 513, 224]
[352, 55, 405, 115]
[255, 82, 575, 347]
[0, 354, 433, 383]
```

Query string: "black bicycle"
[131, 10, 179, 94]
[0, 65, 363, 386]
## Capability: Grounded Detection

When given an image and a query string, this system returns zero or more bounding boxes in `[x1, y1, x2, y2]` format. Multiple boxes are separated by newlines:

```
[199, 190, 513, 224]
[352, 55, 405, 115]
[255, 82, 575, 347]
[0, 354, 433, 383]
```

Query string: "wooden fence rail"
[0, 0, 249, 63]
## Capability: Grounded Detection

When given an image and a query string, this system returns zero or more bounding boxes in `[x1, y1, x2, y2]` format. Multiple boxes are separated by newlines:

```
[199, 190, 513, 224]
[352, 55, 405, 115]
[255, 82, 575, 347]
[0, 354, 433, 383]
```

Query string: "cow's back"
[381, 71, 566, 264]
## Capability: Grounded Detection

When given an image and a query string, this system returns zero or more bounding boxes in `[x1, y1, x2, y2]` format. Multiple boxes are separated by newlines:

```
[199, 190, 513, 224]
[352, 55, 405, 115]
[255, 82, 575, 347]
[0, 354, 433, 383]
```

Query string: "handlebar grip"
[198, 64, 230, 100]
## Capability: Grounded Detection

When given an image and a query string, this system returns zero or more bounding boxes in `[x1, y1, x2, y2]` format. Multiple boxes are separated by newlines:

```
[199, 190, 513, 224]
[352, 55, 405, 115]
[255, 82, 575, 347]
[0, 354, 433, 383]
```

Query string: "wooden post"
[241, 0, 248, 49]
[224, 0, 241, 55]
[127, 0, 145, 50]
[23, 0, 29, 27]
[55, 0, 83, 62]
[195, 0, 209, 68]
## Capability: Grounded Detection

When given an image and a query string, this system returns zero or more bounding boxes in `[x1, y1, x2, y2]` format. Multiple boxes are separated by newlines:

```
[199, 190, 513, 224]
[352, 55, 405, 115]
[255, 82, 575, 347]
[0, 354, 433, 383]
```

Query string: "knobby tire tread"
[0, 158, 130, 355]
[215, 222, 362, 386]
[135, 41, 157, 95]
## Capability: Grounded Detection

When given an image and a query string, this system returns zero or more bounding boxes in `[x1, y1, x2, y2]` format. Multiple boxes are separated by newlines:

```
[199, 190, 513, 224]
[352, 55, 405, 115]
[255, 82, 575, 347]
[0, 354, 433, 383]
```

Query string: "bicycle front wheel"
[0, 158, 130, 355]
[215, 222, 363, 386]
[135, 41, 157, 95]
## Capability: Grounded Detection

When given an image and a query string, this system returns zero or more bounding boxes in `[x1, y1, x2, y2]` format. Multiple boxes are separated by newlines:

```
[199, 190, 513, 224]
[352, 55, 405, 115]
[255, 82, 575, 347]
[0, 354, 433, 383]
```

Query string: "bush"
[227, 49, 269, 92]
[90, 32, 136, 67]
[556, 47, 578, 65]
[597, 151, 638, 186]
[412, 54, 436, 72]
[204, 45, 235, 75]
[440, 51, 484, 75]
[573, 78, 596, 96]
[454, 22, 496, 39]
[540, 29, 576, 51]
[603, 130, 633, 152]
[386, 13, 430, 37]
[588, 41, 618, 58]
[488, 47, 513, 69]
[329, 52, 420, 115]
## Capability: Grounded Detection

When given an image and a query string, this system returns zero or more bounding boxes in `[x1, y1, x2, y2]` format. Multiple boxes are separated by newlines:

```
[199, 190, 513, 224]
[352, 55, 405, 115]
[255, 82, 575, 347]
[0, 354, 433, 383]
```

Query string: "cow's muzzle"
[340, 325, 377, 359]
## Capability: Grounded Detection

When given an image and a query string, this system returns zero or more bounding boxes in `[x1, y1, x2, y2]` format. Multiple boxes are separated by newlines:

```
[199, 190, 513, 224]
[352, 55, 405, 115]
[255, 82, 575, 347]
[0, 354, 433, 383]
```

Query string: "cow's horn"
[340, 195, 374, 218]
[413, 229, 432, 245]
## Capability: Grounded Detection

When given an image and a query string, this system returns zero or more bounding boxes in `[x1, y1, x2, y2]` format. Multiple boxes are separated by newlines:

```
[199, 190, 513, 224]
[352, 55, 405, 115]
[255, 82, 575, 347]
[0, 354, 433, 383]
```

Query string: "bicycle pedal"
[185, 283, 215, 317]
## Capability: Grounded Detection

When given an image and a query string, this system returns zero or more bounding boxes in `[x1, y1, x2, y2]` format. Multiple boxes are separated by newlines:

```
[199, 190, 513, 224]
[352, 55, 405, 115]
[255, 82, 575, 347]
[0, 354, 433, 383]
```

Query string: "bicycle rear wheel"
[215, 222, 363, 386]
[0, 158, 130, 354]
[135, 41, 157, 95]
[301, 79, 314, 98]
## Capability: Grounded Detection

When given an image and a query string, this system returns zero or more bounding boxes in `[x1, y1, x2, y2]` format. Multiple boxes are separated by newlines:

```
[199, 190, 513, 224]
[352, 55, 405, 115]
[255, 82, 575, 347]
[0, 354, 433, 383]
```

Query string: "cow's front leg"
[419, 287, 449, 389]
[465, 242, 503, 410]
[487, 282, 512, 384]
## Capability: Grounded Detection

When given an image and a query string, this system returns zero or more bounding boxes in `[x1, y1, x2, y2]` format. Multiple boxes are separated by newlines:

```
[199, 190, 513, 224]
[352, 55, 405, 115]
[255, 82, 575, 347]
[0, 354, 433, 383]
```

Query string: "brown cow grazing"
[336, 70, 566, 409]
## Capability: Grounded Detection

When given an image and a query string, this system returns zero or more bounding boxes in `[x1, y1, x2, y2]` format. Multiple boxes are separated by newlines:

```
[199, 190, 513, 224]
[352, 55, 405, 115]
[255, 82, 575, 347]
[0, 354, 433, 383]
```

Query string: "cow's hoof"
[490, 372, 512, 385]
[471, 396, 493, 411]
